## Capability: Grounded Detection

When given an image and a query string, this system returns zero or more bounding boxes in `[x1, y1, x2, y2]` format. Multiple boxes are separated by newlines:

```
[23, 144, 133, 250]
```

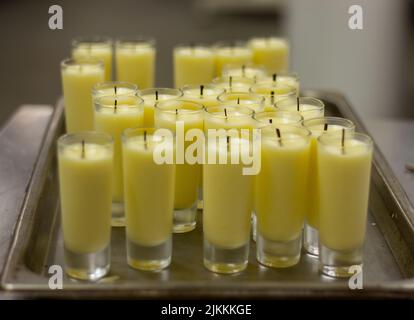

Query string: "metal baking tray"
[1, 90, 413, 299]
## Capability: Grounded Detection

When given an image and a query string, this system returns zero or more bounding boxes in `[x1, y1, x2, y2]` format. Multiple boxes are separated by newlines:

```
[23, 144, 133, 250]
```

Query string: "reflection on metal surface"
[0, 94, 413, 298]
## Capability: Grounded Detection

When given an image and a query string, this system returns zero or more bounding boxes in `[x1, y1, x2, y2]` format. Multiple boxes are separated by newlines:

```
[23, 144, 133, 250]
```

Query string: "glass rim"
[277, 96, 325, 109]
[122, 127, 176, 142]
[72, 36, 113, 47]
[248, 36, 289, 44]
[261, 124, 311, 142]
[57, 131, 113, 147]
[139, 87, 183, 98]
[61, 57, 104, 68]
[318, 131, 373, 149]
[154, 99, 204, 114]
[302, 116, 355, 130]
[92, 81, 138, 96]
[212, 40, 249, 49]
[217, 92, 265, 104]
[181, 84, 225, 96]
[204, 105, 254, 118]
[94, 95, 144, 109]
[250, 82, 297, 94]
[212, 75, 255, 85]
[256, 71, 300, 82]
[174, 43, 214, 51]
[115, 36, 156, 47]
[254, 110, 304, 123]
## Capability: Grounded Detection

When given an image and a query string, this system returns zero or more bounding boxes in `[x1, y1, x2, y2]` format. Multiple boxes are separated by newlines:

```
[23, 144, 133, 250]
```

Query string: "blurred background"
[0, 0, 412, 126]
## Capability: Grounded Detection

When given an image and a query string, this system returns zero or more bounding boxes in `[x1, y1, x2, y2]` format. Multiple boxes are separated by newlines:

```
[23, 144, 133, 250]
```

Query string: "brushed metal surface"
[1, 93, 413, 299]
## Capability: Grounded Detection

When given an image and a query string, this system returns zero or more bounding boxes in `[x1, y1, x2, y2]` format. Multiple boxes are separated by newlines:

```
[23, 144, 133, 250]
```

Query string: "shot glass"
[253, 110, 303, 128]
[181, 84, 224, 108]
[302, 117, 355, 256]
[58, 132, 113, 281]
[212, 75, 255, 93]
[203, 136, 254, 273]
[250, 82, 297, 111]
[318, 132, 373, 277]
[218, 91, 265, 113]
[256, 72, 300, 96]
[92, 81, 138, 99]
[72, 36, 113, 81]
[255, 126, 311, 267]
[140, 88, 183, 127]
[222, 63, 267, 80]
[276, 97, 324, 120]
[174, 44, 215, 88]
[213, 41, 253, 76]
[115, 36, 156, 89]
[204, 105, 255, 131]
[61, 58, 104, 133]
[248, 37, 289, 74]
[94, 95, 144, 226]
[155, 99, 204, 233]
[122, 128, 175, 271]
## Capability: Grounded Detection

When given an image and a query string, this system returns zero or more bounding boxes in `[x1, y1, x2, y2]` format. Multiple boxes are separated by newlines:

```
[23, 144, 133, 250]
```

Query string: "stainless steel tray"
[1, 90, 414, 299]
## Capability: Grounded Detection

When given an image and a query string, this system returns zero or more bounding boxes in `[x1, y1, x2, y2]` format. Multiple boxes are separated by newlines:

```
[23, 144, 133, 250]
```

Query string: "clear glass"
[302, 117, 355, 257]
[139, 88, 183, 127]
[276, 97, 325, 120]
[250, 82, 297, 109]
[253, 110, 303, 128]
[92, 81, 138, 99]
[61, 58, 105, 133]
[211, 75, 255, 93]
[203, 136, 254, 274]
[317, 132, 373, 277]
[181, 84, 224, 108]
[218, 92, 265, 113]
[57, 132, 113, 281]
[174, 44, 215, 88]
[154, 99, 204, 233]
[255, 126, 311, 268]
[213, 41, 253, 76]
[122, 127, 175, 271]
[222, 63, 267, 80]
[115, 36, 156, 89]
[94, 95, 144, 226]
[204, 105, 255, 131]
[255, 72, 300, 95]
[71, 36, 113, 81]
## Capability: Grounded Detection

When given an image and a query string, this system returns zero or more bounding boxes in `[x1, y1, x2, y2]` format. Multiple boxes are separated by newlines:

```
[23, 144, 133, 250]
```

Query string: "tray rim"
[1, 91, 413, 299]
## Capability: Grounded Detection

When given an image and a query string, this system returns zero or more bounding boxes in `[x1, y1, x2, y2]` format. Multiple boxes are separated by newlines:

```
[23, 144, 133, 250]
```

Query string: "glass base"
[173, 201, 197, 233]
[251, 212, 257, 242]
[319, 243, 363, 278]
[203, 239, 249, 274]
[111, 201, 125, 227]
[64, 245, 110, 281]
[256, 233, 301, 268]
[303, 223, 319, 256]
[127, 237, 172, 271]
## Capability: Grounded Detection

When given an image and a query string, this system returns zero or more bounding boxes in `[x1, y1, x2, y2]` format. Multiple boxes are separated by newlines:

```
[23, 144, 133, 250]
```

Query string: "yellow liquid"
[278, 103, 324, 120]
[318, 140, 372, 251]
[116, 45, 155, 89]
[123, 136, 175, 246]
[249, 37, 289, 74]
[72, 45, 112, 81]
[142, 94, 180, 127]
[255, 136, 310, 242]
[94, 103, 144, 202]
[203, 138, 253, 248]
[155, 110, 203, 209]
[214, 47, 253, 76]
[58, 143, 113, 254]
[174, 47, 215, 88]
[61, 64, 104, 133]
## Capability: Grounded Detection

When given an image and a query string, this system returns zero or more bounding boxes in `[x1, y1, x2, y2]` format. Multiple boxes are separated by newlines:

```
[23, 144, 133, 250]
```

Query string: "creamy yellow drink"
[58, 132, 113, 255]
[115, 38, 155, 89]
[174, 45, 215, 88]
[218, 92, 265, 113]
[303, 117, 355, 229]
[276, 97, 324, 120]
[61, 59, 104, 133]
[203, 137, 254, 249]
[254, 110, 303, 128]
[122, 128, 175, 247]
[72, 37, 113, 81]
[140, 88, 183, 127]
[250, 82, 297, 111]
[213, 42, 253, 76]
[248, 37, 289, 74]
[94, 95, 144, 207]
[212, 75, 255, 93]
[222, 63, 267, 80]
[181, 84, 224, 108]
[318, 133, 373, 251]
[255, 126, 310, 243]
